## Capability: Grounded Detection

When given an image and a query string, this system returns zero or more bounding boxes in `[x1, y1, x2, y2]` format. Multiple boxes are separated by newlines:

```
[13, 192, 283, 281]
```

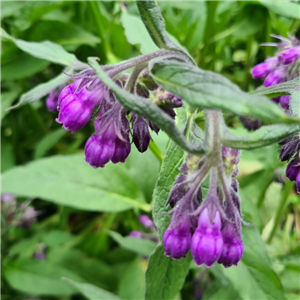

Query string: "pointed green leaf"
[2, 154, 150, 212]
[150, 60, 298, 124]
[1, 27, 77, 66]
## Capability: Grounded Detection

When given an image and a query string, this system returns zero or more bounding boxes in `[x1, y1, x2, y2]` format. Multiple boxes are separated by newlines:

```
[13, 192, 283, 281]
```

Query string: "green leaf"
[150, 60, 297, 124]
[1, 27, 77, 66]
[259, 1, 300, 19]
[63, 278, 120, 300]
[3, 258, 82, 296]
[1, 52, 50, 81]
[108, 231, 156, 257]
[88, 58, 205, 155]
[1, 89, 20, 119]
[145, 244, 191, 300]
[222, 226, 286, 300]
[121, 9, 159, 54]
[118, 258, 146, 300]
[10, 73, 69, 109]
[29, 20, 100, 50]
[223, 123, 300, 149]
[2, 154, 150, 212]
[34, 128, 67, 159]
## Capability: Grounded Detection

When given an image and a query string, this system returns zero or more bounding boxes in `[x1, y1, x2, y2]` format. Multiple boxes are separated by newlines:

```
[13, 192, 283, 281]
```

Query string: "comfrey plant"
[6, 1, 300, 296]
[251, 34, 300, 193]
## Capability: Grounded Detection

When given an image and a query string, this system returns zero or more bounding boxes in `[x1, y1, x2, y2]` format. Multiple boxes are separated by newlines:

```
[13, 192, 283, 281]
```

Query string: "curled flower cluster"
[47, 68, 182, 168]
[279, 134, 300, 193]
[163, 148, 243, 268]
[251, 34, 300, 111]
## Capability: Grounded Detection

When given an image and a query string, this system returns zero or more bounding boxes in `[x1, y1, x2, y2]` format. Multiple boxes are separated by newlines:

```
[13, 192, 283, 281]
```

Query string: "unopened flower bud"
[251, 58, 278, 79]
[163, 217, 192, 260]
[278, 47, 300, 65]
[139, 215, 155, 229]
[191, 208, 223, 267]
[264, 67, 286, 87]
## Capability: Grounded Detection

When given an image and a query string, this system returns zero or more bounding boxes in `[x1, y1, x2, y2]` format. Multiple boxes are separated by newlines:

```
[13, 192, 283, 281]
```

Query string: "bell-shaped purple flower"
[57, 79, 104, 132]
[218, 223, 243, 268]
[84, 102, 131, 168]
[278, 47, 300, 65]
[251, 58, 278, 79]
[131, 113, 151, 153]
[163, 216, 192, 260]
[191, 208, 223, 267]
[286, 160, 300, 181]
[264, 67, 286, 87]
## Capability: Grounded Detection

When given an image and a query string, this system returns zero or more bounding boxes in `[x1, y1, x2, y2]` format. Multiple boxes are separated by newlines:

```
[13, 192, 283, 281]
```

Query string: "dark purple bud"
[251, 58, 278, 79]
[129, 231, 143, 238]
[286, 161, 300, 181]
[296, 172, 300, 194]
[264, 67, 286, 87]
[163, 216, 192, 260]
[280, 95, 290, 110]
[239, 116, 261, 131]
[218, 223, 243, 268]
[166, 174, 187, 208]
[191, 208, 223, 267]
[131, 114, 151, 153]
[139, 215, 155, 229]
[194, 287, 202, 299]
[148, 120, 160, 134]
[279, 138, 300, 161]
[56, 80, 103, 131]
[278, 47, 300, 65]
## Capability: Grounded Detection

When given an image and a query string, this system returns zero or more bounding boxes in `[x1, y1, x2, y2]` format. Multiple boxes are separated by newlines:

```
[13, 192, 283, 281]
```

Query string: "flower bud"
[129, 231, 143, 238]
[131, 114, 151, 153]
[264, 67, 286, 87]
[251, 58, 278, 79]
[278, 47, 300, 65]
[139, 215, 155, 229]
[280, 95, 290, 110]
[286, 161, 300, 181]
[191, 208, 223, 267]
[163, 217, 192, 260]
[218, 223, 243, 267]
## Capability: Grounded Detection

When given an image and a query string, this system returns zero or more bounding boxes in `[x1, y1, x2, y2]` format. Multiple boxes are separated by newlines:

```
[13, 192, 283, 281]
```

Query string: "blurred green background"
[1, 1, 300, 300]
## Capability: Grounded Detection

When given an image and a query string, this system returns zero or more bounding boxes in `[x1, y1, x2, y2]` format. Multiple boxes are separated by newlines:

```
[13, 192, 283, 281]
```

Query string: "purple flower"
[163, 216, 192, 260]
[278, 47, 300, 64]
[280, 95, 290, 110]
[131, 113, 151, 153]
[251, 58, 278, 79]
[191, 208, 223, 267]
[139, 215, 155, 229]
[1, 193, 15, 202]
[84, 101, 131, 168]
[264, 67, 286, 87]
[218, 223, 243, 268]
[286, 155, 300, 194]
[56, 79, 105, 132]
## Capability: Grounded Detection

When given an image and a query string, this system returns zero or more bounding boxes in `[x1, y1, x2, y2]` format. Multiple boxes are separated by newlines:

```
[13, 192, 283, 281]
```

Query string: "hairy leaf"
[2, 154, 150, 212]
[150, 60, 297, 124]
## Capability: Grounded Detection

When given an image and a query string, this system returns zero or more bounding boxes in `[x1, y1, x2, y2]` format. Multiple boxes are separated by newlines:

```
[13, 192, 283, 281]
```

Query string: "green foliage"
[1, 1, 299, 300]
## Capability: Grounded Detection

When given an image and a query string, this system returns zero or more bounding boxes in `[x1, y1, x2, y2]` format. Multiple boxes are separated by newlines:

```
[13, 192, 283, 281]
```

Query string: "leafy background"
[1, 1, 300, 300]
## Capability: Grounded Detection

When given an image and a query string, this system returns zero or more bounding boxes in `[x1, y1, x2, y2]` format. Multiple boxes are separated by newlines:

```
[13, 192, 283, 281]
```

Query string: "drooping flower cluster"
[279, 134, 300, 193]
[47, 68, 182, 168]
[251, 33, 300, 111]
[163, 148, 243, 268]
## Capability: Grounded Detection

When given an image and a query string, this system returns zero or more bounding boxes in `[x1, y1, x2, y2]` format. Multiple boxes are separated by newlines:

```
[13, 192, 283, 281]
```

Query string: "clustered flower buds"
[163, 147, 243, 268]
[251, 33, 300, 111]
[279, 134, 300, 193]
[129, 214, 159, 244]
[46, 68, 182, 168]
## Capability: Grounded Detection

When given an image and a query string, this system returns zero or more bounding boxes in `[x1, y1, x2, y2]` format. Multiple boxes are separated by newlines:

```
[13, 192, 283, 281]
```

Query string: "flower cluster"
[251, 34, 300, 111]
[163, 147, 243, 268]
[279, 134, 300, 193]
[47, 68, 182, 168]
